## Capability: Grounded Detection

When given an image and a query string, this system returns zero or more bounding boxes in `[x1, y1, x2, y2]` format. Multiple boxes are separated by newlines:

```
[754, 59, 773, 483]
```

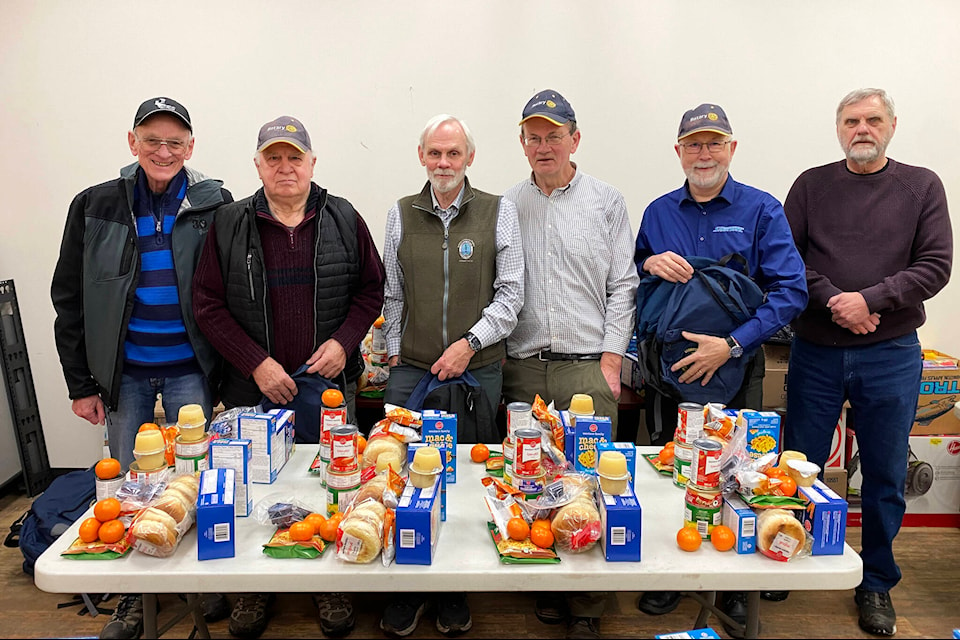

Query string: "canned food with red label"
[684, 483, 723, 539]
[689, 438, 723, 489]
[513, 428, 542, 477]
[506, 402, 533, 436]
[321, 404, 347, 446]
[329, 424, 359, 473]
[676, 402, 705, 445]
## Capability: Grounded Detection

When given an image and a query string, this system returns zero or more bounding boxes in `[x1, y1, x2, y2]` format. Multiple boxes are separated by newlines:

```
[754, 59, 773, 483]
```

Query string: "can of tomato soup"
[684, 483, 723, 539]
[329, 425, 359, 473]
[513, 428, 542, 477]
[689, 438, 723, 489]
[676, 402, 705, 445]
[321, 402, 348, 456]
[506, 402, 533, 436]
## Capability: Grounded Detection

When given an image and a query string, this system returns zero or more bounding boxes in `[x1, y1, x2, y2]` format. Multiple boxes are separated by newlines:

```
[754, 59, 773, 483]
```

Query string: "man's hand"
[846, 312, 882, 335]
[306, 339, 347, 379]
[388, 355, 401, 367]
[72, 395, 105, 425]
[599, 352, 622, 401]
[643, 251, 694, 283]
[827, 292, 874, 332]
[671, 331, 731, 385]
[252, 357, 298, 405]
[430, 338, 474, 381]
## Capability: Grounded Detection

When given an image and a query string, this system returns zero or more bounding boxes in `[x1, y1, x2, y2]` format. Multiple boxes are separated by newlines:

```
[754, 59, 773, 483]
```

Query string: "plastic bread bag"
[355, 467, 405, 508]
[529, 472, 596, 511]
[368, 416, 420, 443]
[382, 405, 423, 429]
[361, 432, 408, 471]
[336, 499, 386, 563]
[550, 494, 601, 554]
[252, 493, 324, 528]
[116, 480, 168, 516]
[756, 508, 811, 562]
[380, 507, 396, 567]
[209, 406, 254, 439]
[127, 505, 195, 558]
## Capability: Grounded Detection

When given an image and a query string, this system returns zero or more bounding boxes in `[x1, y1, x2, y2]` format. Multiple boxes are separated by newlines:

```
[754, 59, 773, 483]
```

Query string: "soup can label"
[673, 455, 691, 488]
[515, 472, 545, 500]
[513, 428, 542, 477]
[684, 483, 723, 539]
[676, 402, 705, 445]
[330, 425, 359, 473]
[689, 438, 723, 489]
[326, 484, 359, 516]
[95, 475, 125, 501]
[506, 402, 532, 436]
[174, 435, 211, 475]
[321, 404, 347, 446]
[502, 436, 514, 465]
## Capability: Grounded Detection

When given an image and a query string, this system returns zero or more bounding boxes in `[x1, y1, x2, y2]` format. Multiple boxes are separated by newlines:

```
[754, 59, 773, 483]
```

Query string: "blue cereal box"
[736, 410, 781, 459]
[421, 409, 457, 484]
[596, 442, 637, 482]
[209, 438, 252, 517]
[238, 411, 288, 483]
[394, 474, 442, 565]
[797, 479, 848, 555]
[598, 483, 642, 561]
[574, 415, 612, 475]
[197, 468, 236, 560]
[655, 628, 721, 639]
[407, 443, 446, 521]
[721, 494, 756, 554]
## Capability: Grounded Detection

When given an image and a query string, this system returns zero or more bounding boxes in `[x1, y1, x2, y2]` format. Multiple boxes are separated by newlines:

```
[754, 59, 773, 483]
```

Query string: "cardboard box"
[913, 367, 960, 435]
[197, 468, 236, 560]
[239, 411, 289, 484]
[778, 407, 847, 468]
[574, 416, 612, 474]
[797, 479, 848, 555]
[823, 467, 848, 497]
[737, 410, 781, 459]
[656, 628, 721, 639]
[721, 494, 756, 554]
[407, 443, 446, 521]
[620, 352, 643, 393]
[421, 410, 457, 484]
[394, 474, 442, 565]
[596, 442, 637, 484]
[761, 344, 790, 410]
[209, 439, 252, 517]
[598, 483, 642, 562]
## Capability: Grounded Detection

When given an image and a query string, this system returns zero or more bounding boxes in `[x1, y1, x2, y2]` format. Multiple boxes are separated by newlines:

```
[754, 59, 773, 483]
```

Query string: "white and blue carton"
[407, 442, 446, 521]
[421, 409, 457, 484]
[797, 479, 848, 555]
[655, 628, 721, 639]
[238, 410, 289, 483]
[597, 483, 642, 561]
[394, 473, 442, 565]
[209, 438, 252, 517]
[721, 494, 757, 554]
[197, 467, 236, 561]
[596, 442, 637, 483]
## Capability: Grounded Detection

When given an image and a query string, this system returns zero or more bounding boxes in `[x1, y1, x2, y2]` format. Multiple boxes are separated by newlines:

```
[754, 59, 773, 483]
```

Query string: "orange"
[93, 498, 122, 523]
[357, 435, 367, 455]
[658, 447, 675, 465]
[710, 525, 736, 552]
[321, 388, 344, 408]
[303, 513, 327, 535]
[98, 519, 126, 544]
[506, 516, 529, 542]
[94, 458, 122, 480]
[78, 517, 102, 544]
[775, 476, 797, 497]
[470, 443, 490, 463]
[319, 512, 343, 542]
[138, 422, 161, 432]
[289, 521, 315, 542]
[676, 526, 702, 552]
[531, 518, 552, 531]
[664, 441, 676, 449]
[764, 467, 786, 479]
[530, 526, 555, 549]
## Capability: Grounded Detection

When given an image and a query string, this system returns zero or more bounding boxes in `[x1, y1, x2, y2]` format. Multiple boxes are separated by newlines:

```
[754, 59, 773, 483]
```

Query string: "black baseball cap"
[256, 116, 312, 154]
[677, 103, 732, 140]
[133, 97, 192, 132]
[519, 89, 576, 126]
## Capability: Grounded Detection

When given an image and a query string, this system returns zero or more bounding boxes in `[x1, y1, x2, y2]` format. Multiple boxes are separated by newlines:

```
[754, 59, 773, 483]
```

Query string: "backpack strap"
[716, 253, 750, 276]
[405, 370, 482, 411]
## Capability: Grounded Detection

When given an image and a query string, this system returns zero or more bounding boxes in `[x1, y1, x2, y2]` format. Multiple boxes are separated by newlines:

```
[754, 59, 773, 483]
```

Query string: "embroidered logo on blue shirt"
[713, 225, 745, 234]
[458, 239, 475, 260]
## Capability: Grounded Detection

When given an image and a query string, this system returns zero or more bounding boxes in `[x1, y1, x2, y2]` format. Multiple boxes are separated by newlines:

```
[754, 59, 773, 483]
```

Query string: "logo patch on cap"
[708, 113, 719, 121]
[154, 98, 176, 112]
[286, 125, 297, 132]
[546, 100, 556, 108]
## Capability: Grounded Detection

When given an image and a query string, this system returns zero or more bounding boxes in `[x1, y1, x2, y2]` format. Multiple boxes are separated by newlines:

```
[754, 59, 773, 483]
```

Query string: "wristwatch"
[726, 336, 744, 359]
[463, 332, 482, 352]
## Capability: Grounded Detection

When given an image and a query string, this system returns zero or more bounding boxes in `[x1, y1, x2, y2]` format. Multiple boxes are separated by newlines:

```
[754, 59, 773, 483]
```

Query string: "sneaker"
[436, 592, 472, 636]
[535, 593, 568, 625]
[228, 593, 275, 639]
[380, 593, 428, 637]
[178, 593, 231, 622]
[100, 594, 144, 639]
[855, 589, 897, 636]
[315, 592, 355, 637]
[637, 591, 682, 615]
[566, 616, 600, 640]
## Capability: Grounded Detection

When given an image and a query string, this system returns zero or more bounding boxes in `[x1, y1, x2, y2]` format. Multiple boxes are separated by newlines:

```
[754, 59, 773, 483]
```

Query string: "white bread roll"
[757, 509, 806, 560]
[354, 475, 388, 505]
[339, 516, 382, 563]
[131, 507, 178, 549]
[152, 494, 188, 523]
[361, 435, 405, 470]
[551, 499, 601, 554]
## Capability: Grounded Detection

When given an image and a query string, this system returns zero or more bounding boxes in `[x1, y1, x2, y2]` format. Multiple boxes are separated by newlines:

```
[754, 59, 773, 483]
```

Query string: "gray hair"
[836, 88, 896, 123]
[420, 114, 476, 156]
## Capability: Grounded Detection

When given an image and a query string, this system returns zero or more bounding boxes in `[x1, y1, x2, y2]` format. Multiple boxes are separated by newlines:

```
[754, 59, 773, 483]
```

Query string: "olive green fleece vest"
[397, 178, 504, 370]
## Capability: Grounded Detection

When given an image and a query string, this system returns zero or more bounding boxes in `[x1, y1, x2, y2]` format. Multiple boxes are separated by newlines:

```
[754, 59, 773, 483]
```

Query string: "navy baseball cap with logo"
[256, 116, 312, 154]
[519, 89, 576, 126]
[677, 103, 733, 140]
[133, 97, 192, 132]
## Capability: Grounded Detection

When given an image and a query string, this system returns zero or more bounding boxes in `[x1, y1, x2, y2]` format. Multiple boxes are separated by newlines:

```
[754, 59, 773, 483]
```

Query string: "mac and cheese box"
[574, 416, 612, 475]
[421, 409, 457, 484]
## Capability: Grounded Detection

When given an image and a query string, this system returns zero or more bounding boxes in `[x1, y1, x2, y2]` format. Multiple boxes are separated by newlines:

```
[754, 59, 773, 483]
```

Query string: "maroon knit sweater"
[784, 159, 952, 347]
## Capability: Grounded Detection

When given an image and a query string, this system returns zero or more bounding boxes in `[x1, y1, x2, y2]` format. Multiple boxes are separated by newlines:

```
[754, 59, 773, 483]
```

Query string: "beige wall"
[1, 0, 957, 467]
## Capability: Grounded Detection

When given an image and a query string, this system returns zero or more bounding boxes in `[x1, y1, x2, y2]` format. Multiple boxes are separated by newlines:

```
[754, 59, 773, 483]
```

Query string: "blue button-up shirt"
[635, 175, 808, 352]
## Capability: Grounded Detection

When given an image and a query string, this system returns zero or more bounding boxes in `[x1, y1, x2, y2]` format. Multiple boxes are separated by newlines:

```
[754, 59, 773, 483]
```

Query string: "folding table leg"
[142, 593, 158, 639]
[693, 591, 715, 628]
[745, 591, 761, 639]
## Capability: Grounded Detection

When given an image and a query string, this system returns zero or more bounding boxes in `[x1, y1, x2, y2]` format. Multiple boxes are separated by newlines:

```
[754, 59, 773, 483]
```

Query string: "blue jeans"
[784, 333, 921, 593]
[106, 372, 212, 470]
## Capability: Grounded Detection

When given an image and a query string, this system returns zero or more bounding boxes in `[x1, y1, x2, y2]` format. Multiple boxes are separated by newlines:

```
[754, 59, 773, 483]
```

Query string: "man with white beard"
[634, 103, 807, 637]
[380, 114, 523, 637]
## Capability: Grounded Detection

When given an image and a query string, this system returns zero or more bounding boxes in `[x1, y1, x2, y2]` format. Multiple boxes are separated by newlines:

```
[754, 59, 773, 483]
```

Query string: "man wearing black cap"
[51, 97, 233, 638]
[634, 104, 807, 637]
[193, 115, 385, 639]
[503, 90, 639, 640]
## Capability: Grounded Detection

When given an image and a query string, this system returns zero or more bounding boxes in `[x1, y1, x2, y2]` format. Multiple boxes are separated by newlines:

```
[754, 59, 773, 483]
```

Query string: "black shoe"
[228, 593, 275, 639]
[535, 593, 568, 625]
[100, 594, 144, 640]
[855, 589, 897, 636]
[760, 590, 790, 602]
[315, 593, 355, 637]
[721, 591, 749, 639]
[566, 616, 600, 640]
[436, 592, 472, 636]
[637, 591, 682, 615]
[379, 593, 428, 637]
[179, 593, 232, 623]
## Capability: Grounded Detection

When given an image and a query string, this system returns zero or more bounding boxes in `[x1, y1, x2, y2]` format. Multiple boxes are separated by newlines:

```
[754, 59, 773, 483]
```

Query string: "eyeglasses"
[137, 136, 190, 153]
[523, 133, 569, 147]
[680, 140, 731, 154]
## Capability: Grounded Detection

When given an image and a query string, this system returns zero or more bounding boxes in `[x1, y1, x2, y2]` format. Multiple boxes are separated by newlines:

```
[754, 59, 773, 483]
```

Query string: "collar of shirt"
[525, 162, 581, 195]
[430, 183, 465, 214]
[254, 182, 320, 227]
[680, 173, 736, 209]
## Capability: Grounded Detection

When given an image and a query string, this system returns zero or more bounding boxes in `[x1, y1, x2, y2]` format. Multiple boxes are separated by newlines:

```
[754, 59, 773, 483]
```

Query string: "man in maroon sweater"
[784, 89, 952, 638]
[193, 116, 385, 639]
